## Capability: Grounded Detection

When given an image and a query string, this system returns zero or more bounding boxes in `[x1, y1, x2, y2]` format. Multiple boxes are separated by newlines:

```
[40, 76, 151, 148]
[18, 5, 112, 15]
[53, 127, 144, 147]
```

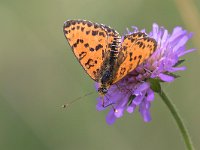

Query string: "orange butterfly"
[63, 20, 157, 96]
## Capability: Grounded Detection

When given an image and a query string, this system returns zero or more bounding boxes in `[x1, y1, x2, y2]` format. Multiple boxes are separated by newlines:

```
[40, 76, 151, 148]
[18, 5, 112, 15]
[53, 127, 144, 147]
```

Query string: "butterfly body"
[93, 37, 119, 95]
[63, 20, 157, 95]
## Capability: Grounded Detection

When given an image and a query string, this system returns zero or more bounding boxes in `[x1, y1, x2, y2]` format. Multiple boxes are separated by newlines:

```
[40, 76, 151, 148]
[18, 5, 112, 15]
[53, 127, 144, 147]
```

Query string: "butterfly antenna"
[61, 91, 95, 109]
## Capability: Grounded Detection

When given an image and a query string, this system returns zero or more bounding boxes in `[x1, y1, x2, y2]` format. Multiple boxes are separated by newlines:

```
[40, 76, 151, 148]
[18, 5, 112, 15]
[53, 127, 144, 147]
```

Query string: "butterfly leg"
[101, 95, 105, 107]
[111, 104, 117, 113]
[143, 67, 153, 74]
[101, 95, 109, 108]
[115, 83, 124, 92]
[101, 95, 118, 112]
[115, 83, 133, 95]
[103, 101, 117, 113]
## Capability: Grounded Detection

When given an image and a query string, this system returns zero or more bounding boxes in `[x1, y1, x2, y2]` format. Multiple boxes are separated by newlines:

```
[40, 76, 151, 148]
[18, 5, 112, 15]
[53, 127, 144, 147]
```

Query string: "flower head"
[96, 23, 194, 125]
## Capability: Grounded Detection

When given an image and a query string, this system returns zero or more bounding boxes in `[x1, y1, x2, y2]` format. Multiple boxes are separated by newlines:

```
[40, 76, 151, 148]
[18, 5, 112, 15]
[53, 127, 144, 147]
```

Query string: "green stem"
[158, 89, 195, 150]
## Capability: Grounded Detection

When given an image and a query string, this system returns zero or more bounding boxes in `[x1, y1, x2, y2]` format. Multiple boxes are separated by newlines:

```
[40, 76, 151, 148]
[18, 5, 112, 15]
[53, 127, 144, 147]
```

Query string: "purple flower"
[96, 23, 194, 125]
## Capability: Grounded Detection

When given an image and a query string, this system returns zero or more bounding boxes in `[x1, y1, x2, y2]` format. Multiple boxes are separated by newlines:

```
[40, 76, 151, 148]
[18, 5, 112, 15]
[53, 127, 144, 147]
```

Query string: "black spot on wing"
[123, 46, 127, 51]
[139, 42, 143, 48]
[129, 52, 133, 61]
[80, 39, 84, 43]
[95, 44, 103, 51]
[87, 22, 93, 27]
[90, 48, 94, 51]
[85, 59, 95, 69]
[120, 67, 126, 76]
[63, 21, 71, 28]
[76, 26, 80, 30]
[136, 55, 142, 66]
[86, 30, 90, 35]
[92, 30, 98, 36]
[71, 20, 76, 25]
[99, 32, 105, 37]
[131, 38, 135, 43]
[73, 39, 81, 48]
[73, 43, 77, 48]
[79, 52, 87, 60]
[84, 43, 89, 48]
[81, 27, 84, 31]
[94, 24, 98, 28]
[63, 29, 68, 34]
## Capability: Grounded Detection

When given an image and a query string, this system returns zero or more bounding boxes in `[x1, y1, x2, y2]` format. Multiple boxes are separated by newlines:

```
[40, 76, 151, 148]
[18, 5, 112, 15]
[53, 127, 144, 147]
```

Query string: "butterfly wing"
[113, 32, 157, 83]
[63, 20, 120, 82]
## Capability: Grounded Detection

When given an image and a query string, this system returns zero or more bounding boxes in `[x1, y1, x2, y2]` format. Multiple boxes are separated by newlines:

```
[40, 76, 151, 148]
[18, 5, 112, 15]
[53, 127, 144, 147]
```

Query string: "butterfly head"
[97, 69, 113, 95]
[98, 86, 108, 96]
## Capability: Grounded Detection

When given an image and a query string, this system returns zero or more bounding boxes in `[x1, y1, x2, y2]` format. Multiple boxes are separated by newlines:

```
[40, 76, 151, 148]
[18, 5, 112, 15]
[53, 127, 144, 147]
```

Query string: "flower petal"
[96, 98, 105, 111]
[131, 26, 138, 32]
[106, 109, 116, 125]
[168, 66, 186, 72]
[134, 82, 150, 95]
[127, 104, 136, 113]
[132, 95, 145, 105]
[114, 108, 124, 118]
[178, 48, 196, 57]
[141, 110, 152, 122]
[139, 101, 152, 122]
[146, 89, 154, 101]
[158, 73, 175, 82]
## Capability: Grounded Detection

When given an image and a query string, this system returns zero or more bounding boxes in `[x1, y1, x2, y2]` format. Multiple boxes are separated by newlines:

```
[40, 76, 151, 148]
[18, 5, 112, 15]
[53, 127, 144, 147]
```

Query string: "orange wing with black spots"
[63, 20, 120, 81]
[113, 32, 157, 83]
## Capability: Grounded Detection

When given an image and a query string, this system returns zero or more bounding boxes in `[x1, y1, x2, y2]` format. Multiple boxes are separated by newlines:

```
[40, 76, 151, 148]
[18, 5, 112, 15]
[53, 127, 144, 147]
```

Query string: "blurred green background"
[0, 0, 199, 150]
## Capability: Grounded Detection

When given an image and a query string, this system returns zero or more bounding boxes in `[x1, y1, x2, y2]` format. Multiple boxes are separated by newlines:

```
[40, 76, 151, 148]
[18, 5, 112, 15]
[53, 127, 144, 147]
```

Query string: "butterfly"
[63, 19, 157, 96]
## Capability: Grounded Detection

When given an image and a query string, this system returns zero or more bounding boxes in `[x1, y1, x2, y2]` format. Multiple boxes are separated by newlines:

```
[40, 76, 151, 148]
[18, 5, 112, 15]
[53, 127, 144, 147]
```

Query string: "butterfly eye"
[102, 88, 108, 93]
[98, 87, 108, 95]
